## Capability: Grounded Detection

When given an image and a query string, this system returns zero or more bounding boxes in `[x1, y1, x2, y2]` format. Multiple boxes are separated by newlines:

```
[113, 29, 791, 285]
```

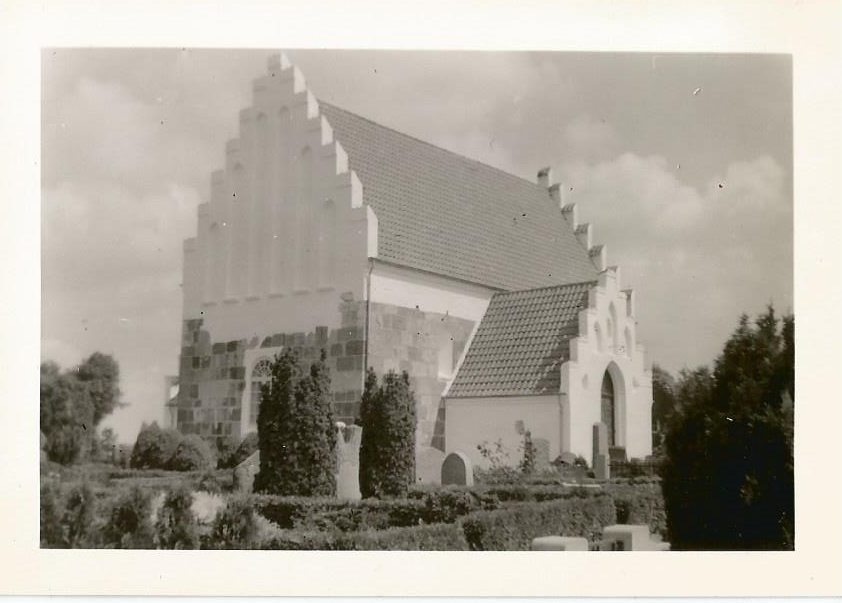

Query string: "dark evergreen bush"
[662, 308, 794, 550]
[130, 422, 183, 469]
[359, 369, 417, 498]
[101, 485, 155, 549]
[62, 481, 97, 548]
[253, 350, 337, 496]
[168, 434, 215, 472]
[204, 496, 259, 549]
[154, 487, 199, 549]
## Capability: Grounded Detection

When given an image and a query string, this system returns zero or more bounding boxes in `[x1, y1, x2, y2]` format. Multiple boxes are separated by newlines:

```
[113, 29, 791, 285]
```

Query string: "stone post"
[593, 422, 610, 480]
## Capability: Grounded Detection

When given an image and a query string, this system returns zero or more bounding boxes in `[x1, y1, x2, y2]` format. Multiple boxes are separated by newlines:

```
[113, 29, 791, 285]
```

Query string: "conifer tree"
[253, 349, 337, 496]
[662, 306, 794, 550]
[359, 369, 417, 498]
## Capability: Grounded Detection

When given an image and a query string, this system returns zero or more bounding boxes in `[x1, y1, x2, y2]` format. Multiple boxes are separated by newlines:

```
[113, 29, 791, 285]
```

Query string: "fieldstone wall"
[366, 301, 476, 451]
[176, 299, 367, 440]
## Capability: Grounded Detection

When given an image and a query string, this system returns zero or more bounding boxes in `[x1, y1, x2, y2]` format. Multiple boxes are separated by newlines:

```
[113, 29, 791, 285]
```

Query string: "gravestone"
[533, 437, 551, 472]
[531, 536, 589, 551]
[232, 450, 260, 492]
[335, 422, 362, 500]
[441, 451, 473, 486]
[592, 422, 610, 480]
[416, 446, 446, 484]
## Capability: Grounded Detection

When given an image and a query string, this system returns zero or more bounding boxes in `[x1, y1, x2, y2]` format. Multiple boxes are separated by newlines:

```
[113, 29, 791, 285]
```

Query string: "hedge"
[604, 481, 667, 539]
[253, 487, 500, 532]
[252, 495, 427, 531]
[262, 523, 469, 550]
[461, 494, 617, 550]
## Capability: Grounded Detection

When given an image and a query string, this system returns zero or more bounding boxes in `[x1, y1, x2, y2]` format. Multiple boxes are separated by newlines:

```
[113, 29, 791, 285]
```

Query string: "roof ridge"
[318, 100, 546, 191]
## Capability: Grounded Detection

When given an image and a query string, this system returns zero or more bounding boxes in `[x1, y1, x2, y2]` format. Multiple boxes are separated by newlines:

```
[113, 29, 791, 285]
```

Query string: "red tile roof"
[320, 103, 599, 291]
[447, 281, 594, 398]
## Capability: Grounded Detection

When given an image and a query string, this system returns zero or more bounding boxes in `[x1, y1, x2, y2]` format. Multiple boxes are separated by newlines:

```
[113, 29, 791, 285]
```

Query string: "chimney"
[537, 167, 552, 189]
[549, 183, 563, 207]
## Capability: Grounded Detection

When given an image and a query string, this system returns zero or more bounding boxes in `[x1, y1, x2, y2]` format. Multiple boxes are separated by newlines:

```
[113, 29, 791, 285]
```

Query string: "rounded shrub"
[130, 422, 183, 469]
[169, 434, 216, 472]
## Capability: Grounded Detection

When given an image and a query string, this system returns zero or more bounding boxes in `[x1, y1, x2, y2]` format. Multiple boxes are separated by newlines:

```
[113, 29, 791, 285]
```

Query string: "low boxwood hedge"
[262, 522, 469, 550]
[461, 494, 617, 550]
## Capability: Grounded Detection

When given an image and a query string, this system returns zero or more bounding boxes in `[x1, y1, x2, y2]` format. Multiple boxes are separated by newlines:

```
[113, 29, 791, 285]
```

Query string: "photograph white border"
[1, 0, 840, 596]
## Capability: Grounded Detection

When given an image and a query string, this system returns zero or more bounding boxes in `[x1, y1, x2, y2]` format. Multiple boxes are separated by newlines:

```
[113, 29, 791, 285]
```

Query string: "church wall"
[445, 395, 560, 469]
[176, 297, 367, 440]
[366, 262, 493, 452]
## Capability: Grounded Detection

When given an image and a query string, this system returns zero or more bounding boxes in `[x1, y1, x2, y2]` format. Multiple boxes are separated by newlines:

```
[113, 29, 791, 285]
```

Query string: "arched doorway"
[601, 370, 616, 447]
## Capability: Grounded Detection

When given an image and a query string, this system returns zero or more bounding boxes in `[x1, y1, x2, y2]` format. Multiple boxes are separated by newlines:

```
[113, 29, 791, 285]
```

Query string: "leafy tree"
[154, 487, 199, 549]
[40, 354, 123, 465]
[253, 349, 337, 496]
[130, 422, 183, 469]
[75, 352, 124, 426]
[651, 364, 677, 451]
[359, 369, 417, 498]
[662, 306, 794, 550]
[169, 434, 215, 471]
[97, 427, 119, 464]
[40, 362, 95, 465]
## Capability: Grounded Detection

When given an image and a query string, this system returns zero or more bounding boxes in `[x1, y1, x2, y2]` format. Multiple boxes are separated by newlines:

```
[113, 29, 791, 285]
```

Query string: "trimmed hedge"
[461, 495, 617, 550]
[262, 523, 469, 550]
[253, 487, 500, 532]
[253, 495, 427, 531]
[604, 481, 667, 539]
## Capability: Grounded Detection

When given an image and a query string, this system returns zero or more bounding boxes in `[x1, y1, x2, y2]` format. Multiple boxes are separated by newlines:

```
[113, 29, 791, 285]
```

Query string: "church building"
[167, 54, 653, 476]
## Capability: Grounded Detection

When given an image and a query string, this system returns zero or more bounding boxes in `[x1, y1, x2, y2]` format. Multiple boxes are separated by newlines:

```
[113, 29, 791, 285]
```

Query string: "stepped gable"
[448, 281, 595, 398]
[318, 102, 599, 291]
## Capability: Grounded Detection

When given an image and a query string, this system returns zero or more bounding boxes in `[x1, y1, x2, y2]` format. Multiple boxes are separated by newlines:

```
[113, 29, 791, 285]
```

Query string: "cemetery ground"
[39, 457, 667, 550]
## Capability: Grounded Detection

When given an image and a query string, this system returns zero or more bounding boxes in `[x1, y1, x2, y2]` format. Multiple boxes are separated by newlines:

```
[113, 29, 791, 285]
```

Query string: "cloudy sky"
[41, 49, 792, 443]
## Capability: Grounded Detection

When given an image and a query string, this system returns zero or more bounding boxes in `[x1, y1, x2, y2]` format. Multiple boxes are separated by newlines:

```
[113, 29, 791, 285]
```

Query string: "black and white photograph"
[3, 0, 842, 597]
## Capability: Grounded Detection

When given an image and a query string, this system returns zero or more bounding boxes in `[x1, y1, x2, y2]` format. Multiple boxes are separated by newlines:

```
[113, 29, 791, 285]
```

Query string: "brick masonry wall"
[366, 301, 476, 451]
[176, 299, 366, 440]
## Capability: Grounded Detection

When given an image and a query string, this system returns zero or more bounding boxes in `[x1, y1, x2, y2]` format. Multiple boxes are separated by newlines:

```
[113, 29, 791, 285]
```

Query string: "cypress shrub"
[253, 350, 337, 496]
[101, 485, 155, 549]
[154, 487, 199, 549]
[359, 369, 417, 498]
[461, 495, 617, 550]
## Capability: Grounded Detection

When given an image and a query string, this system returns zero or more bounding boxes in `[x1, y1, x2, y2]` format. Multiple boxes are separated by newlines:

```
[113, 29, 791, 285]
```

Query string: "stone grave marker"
[592, 422, 610, 480]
